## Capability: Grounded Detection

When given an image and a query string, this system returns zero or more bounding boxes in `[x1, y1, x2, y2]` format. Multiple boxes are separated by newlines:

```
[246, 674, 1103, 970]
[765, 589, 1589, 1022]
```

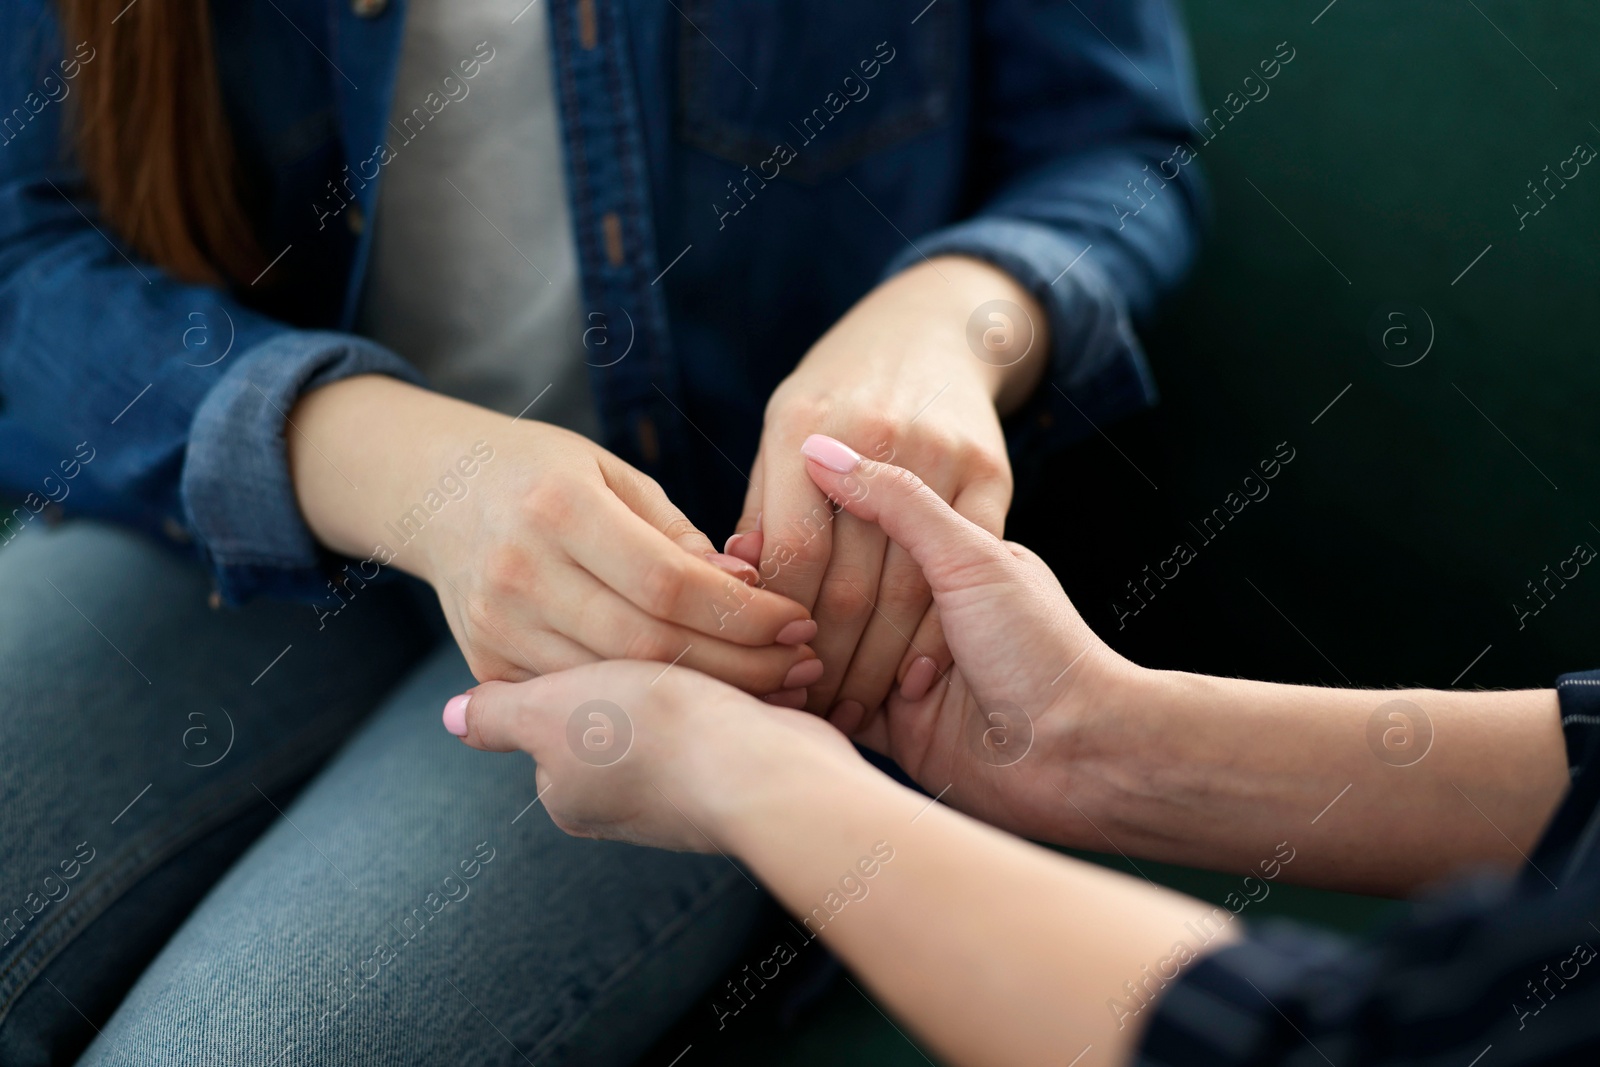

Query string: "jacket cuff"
[1526, 668, 1600, 880]
[881, 217, 1158, 482]
[181, 330, 425, 605]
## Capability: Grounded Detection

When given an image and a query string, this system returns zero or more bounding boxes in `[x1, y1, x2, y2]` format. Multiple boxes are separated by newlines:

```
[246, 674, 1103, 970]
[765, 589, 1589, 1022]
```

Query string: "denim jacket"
[0, 0, 1203, 603]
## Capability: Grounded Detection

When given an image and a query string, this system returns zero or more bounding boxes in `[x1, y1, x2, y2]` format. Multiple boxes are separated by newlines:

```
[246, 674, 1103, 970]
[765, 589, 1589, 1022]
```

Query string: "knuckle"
[521, 479, 574, 528]
[769, 391, 829, 430]
[638, 558, 689, 616]
[877, 567, 931, 617]
[621, 623, 680, 663]
[852, 413, 898, 454]
[814, 572, 874, 620]
[881, 462, 929, 499]
[657, 514, 701, 547]
[482, 544, 534, 597]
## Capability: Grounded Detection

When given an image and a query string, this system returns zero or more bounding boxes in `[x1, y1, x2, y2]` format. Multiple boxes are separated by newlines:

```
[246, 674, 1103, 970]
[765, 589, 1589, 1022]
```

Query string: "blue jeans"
[0, 521, 769, 1065]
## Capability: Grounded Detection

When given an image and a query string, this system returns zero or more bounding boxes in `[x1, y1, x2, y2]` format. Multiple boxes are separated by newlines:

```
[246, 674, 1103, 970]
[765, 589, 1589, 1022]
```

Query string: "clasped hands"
[396, 256, 1043, 721]
[443, 429, 1116, 853]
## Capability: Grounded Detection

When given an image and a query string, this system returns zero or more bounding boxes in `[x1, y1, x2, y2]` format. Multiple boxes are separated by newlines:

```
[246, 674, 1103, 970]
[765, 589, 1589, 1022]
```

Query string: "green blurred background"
[642, 1, 1600, 1062]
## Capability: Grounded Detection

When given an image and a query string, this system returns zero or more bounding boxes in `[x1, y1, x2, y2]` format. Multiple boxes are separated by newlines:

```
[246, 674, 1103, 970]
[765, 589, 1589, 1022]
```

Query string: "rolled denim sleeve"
[885, 0, 1205, 473]
[182, 331, 424, 605]
[0, 3, 422, 605]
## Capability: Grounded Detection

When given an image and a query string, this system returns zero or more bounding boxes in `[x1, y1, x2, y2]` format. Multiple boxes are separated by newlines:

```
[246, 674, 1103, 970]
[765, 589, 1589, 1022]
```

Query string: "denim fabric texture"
[0, 0, 1204, 604]
[0, 521, 770, 1064]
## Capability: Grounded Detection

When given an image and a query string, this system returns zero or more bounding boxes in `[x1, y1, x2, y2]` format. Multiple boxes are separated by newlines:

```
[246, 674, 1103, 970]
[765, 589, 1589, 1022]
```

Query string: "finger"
[896, 603, 948, 701]
[567, 483, 816, 647]
[805, 512, 888, 712]
[732, 443, 766, 542]
[801, 434, 1010, 594]
[834, 537, 932, 712]
[758, 433, 837, 613]
[449, 678, 553, 754]
[548, 563, 822, 695]
[466, 630, 599, 685]
[725, 514, 762, 568]
[601, 457, 718, 557]
[827, 698, 890, 754]
[887, 476, 1007, 694]
[436, 576, 599, 683]
[950, 472, 1012, 539]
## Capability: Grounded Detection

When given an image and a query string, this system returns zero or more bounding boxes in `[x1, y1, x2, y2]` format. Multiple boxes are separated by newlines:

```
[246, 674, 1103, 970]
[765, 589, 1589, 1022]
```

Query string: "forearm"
[1067, 668, 1568, 895]
[710, 749, 1232, 1067]
[286, 374, 495, 580]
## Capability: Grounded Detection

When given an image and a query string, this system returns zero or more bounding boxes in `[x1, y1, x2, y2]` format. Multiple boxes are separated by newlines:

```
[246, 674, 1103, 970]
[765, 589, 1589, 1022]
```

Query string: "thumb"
[799, 434, 1010, 593]
[444, 679, 552, 755]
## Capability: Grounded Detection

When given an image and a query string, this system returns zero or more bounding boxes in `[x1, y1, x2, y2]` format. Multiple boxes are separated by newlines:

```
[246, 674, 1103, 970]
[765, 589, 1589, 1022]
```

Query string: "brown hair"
[56, 0, 261, 286]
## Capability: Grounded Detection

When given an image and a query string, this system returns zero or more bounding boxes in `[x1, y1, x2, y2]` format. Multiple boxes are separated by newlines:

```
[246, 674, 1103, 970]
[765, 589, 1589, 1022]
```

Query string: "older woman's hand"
[798, 434, 1134, 842]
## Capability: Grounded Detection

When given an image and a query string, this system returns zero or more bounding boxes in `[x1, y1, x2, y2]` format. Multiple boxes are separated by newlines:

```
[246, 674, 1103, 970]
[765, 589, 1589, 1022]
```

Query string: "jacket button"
[635, 414, 660, 466]
[161, 516, 191, 544]
[351, 0, 387, 17]
[601, 212, 624, 266]
[346, 203, 366, 235]
[577, 0, 599, 49]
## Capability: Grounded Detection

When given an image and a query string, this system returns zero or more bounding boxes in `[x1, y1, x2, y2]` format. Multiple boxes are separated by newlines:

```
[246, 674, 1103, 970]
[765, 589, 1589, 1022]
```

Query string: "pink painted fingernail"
[724, 530, 763, 567]
[775, 618, 818, 646]
[442, 694, 471, 737]
[899, 657, 938, 702]
[800, 434, 862, 473]
[831, 699, 867, 733]
[783, 658, 825, 689]
[762, 688, 808, 709]
[705, 552, 759, 584]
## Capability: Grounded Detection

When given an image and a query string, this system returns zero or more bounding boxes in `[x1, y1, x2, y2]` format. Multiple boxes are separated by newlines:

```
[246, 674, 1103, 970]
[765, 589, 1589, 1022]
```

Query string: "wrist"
[697, 714, 883, 858]
[919, 255, 1049, 415]
[1031, 654, 1171, 841]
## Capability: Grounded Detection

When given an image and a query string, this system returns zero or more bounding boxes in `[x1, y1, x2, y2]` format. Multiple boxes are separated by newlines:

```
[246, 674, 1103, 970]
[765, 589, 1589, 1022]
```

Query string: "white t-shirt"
[357, 0, 596, 436]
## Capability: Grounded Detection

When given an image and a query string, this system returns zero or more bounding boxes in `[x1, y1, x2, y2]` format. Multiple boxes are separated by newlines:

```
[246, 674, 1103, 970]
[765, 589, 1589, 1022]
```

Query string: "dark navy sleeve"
[1137, 670, 1600, 1067]
[884, 0, 1206, 475]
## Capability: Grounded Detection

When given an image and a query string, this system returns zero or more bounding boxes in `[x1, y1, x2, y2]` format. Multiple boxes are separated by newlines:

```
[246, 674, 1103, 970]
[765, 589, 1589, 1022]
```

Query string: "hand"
[287, 377, 821, 693]
[799, 434, 1134, 841]
[443, 661, 864, 852]
[730, 257, 1045, 720]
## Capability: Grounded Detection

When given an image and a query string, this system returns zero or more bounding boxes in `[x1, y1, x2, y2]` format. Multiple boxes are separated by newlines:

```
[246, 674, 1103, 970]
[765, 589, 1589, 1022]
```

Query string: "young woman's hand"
[443, 660, 866, 852]
[730, 256, 1046, 719]
[799, 434, 1134, 842]
[287, 376, 821, 694]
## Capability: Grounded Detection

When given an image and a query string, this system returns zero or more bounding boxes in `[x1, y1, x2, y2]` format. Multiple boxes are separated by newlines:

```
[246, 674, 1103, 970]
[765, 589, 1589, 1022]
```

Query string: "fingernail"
[755, 511, 763, 532]
[442, 694, 471, 737]
[775, 618, 818, 646]
[783, 658, 825, 689]
[705, 551, 759, 584]
[800, 434, 862, 473]
[899, 657, 938, 702]
[724, 530, 763, 567]
[831, 699, 867, 733]
[762, 688, 807, 709]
